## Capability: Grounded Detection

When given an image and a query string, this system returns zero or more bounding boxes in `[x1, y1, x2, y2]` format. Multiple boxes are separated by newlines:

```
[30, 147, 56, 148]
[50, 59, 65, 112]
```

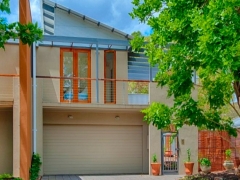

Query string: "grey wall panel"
[54, 9, 126, 40]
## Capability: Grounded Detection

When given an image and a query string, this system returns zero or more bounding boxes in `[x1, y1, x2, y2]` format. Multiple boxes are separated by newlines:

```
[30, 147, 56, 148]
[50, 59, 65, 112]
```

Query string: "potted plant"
[0, 174, 22, 180]
[184, 148, 194, 175]
[199, 157, 211, 173]
[223, 149, 234, 170]
[164, 146, 172, 157]
[151, 154, 161, 176]
[165, 150, 172, 157]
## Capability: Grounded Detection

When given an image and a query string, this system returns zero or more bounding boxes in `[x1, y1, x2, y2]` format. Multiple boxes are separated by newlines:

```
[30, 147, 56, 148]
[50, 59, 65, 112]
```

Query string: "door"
[161, 132, 179, 174]
[43, 125, 143, 175]
[60, 49, 91, 103]
[0, 113, 13, 174]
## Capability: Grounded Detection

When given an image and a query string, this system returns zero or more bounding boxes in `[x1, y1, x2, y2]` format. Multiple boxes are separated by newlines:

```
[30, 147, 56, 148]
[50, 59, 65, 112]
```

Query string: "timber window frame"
[60, 48, 91, 103]
[104, 50, 116, 104]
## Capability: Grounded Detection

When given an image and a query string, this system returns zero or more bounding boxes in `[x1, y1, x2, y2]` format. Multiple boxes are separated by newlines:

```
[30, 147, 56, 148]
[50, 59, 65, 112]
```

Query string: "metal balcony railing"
[38, 76, 149, 105]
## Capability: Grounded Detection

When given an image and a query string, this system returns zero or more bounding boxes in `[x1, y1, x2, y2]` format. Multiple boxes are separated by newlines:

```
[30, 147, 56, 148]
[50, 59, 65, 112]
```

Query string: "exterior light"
[68, 115, 73, 119]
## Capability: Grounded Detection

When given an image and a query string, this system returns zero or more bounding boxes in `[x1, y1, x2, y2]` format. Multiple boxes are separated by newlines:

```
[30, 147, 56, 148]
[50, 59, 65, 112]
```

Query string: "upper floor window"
[60, 49, 91, 103]
[104, 50, 116, 104]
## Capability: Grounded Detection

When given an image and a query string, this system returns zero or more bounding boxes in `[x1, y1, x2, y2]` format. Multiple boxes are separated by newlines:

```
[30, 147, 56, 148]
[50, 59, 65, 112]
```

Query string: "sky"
[0, 0, 151, 35]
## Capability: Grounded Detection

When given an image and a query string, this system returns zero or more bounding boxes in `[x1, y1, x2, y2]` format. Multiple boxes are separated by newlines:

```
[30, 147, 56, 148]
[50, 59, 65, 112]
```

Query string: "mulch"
[181, 172, 240, 180]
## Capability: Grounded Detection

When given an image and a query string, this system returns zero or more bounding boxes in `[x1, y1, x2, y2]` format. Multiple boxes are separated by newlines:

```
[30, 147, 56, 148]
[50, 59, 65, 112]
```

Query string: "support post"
[19, 0, 32, 179]
[32, 42, 37, 153]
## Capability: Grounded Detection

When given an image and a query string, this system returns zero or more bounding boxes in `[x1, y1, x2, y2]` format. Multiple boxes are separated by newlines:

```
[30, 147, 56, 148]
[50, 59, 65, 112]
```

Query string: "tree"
[130, 0, 240, 136]
[0, 0, 42, 49]
[128, 82, 148, 94]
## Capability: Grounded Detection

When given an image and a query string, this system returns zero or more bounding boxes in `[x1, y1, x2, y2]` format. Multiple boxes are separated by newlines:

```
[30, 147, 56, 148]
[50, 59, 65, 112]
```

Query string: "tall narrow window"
[60, 49, 91, 103]
[62, 51, 73, 101]
[104, 50, 116, 103]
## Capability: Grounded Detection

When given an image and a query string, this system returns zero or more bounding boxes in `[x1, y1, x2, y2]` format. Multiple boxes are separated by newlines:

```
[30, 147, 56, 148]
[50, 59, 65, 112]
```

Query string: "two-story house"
[0, 0, 199, 177]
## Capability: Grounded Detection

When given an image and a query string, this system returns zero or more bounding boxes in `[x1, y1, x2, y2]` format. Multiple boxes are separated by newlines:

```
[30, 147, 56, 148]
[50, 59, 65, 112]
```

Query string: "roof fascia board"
[38, 44, 129, 51]
[42, 35, 130, 46]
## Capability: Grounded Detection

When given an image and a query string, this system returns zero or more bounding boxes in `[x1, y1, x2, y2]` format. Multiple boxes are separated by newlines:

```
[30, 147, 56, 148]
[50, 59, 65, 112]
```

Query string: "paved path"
[42, 175, 184, 180]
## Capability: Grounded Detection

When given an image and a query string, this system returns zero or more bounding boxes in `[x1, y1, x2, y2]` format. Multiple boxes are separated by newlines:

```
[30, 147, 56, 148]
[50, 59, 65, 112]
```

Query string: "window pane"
[106, 52, 114, 78]
[105, 52, 115, 103]
[63, 52, 73, 100]
[78, 52, 88, 100]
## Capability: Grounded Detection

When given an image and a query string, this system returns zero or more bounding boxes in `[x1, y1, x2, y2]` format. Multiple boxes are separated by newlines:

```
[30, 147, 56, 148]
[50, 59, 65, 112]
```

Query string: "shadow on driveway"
[42, 174, 183, 180]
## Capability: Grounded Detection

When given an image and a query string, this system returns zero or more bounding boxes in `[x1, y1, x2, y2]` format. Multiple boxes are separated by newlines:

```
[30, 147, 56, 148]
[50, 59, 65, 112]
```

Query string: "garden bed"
[181, 172, 239, 180]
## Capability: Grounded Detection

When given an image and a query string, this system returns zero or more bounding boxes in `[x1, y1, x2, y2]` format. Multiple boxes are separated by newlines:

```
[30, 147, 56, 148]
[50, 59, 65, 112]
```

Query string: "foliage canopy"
[130, 0, 240, 136]
[0, 0, 42, 49]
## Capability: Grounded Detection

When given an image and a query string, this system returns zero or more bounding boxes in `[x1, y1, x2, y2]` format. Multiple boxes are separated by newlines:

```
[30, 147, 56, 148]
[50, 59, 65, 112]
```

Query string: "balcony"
[38, 76, 149, 108]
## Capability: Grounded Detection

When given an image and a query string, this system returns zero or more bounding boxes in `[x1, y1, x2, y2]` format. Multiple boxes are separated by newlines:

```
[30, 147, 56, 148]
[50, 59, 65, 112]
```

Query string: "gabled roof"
[41, 0, 132, 40]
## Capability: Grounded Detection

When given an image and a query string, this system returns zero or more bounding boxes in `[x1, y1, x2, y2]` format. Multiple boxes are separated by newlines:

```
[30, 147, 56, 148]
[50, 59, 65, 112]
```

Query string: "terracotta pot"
[151, 163, 161, 176]
[165, 150, 172, 157]
[223, 160, 234, 170]
[184, 162, 194, 175]
[200, 165, 211, 173]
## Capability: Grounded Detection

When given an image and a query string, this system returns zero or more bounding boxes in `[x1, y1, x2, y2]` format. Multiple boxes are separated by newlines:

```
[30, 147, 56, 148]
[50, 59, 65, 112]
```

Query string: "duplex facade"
[0, 0, 198, 177]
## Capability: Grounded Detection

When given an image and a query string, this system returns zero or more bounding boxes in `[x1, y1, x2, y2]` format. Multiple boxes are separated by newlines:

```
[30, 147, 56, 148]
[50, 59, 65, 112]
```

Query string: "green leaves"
[199, 157, 211, 166]
[0, 0, 10, 14]
[17, 22, 43, 46]
[130, 0, 163, 22]
[152, 154, 158, 163]
[130, 31, 144, 52]
[0, 0, 43, 49]
[29, 153, 42, 180]
[187, 149, 191, 162]
[0, 20, 43, 49]
[0, 173, 22, 180]
[141, 102, 172, 130]
[131, 0, 240, 136]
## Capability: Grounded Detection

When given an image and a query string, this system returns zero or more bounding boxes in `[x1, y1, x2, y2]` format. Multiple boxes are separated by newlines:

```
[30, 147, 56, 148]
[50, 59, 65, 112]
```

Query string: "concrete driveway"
[42, 175, 184, 180]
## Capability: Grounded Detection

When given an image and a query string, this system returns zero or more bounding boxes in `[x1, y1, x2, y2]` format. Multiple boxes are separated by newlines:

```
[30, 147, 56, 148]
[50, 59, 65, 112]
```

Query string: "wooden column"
[19, 0, 32, 179]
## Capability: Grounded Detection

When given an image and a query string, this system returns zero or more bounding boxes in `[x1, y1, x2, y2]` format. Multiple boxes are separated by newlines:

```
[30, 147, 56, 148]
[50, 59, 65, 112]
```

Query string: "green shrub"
[29, 153, 42, 180]
[0, 174, 22, 180]
[199, 158, 211, 167]
[225, 149, 232, 160]
[0, 174, 12, 179]
[187, 148, 191, 162]
[152, 154, 158, 163]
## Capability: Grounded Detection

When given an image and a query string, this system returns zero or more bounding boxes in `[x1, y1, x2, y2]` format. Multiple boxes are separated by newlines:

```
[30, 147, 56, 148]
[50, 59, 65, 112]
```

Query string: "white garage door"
[43, 125, 143, 175]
